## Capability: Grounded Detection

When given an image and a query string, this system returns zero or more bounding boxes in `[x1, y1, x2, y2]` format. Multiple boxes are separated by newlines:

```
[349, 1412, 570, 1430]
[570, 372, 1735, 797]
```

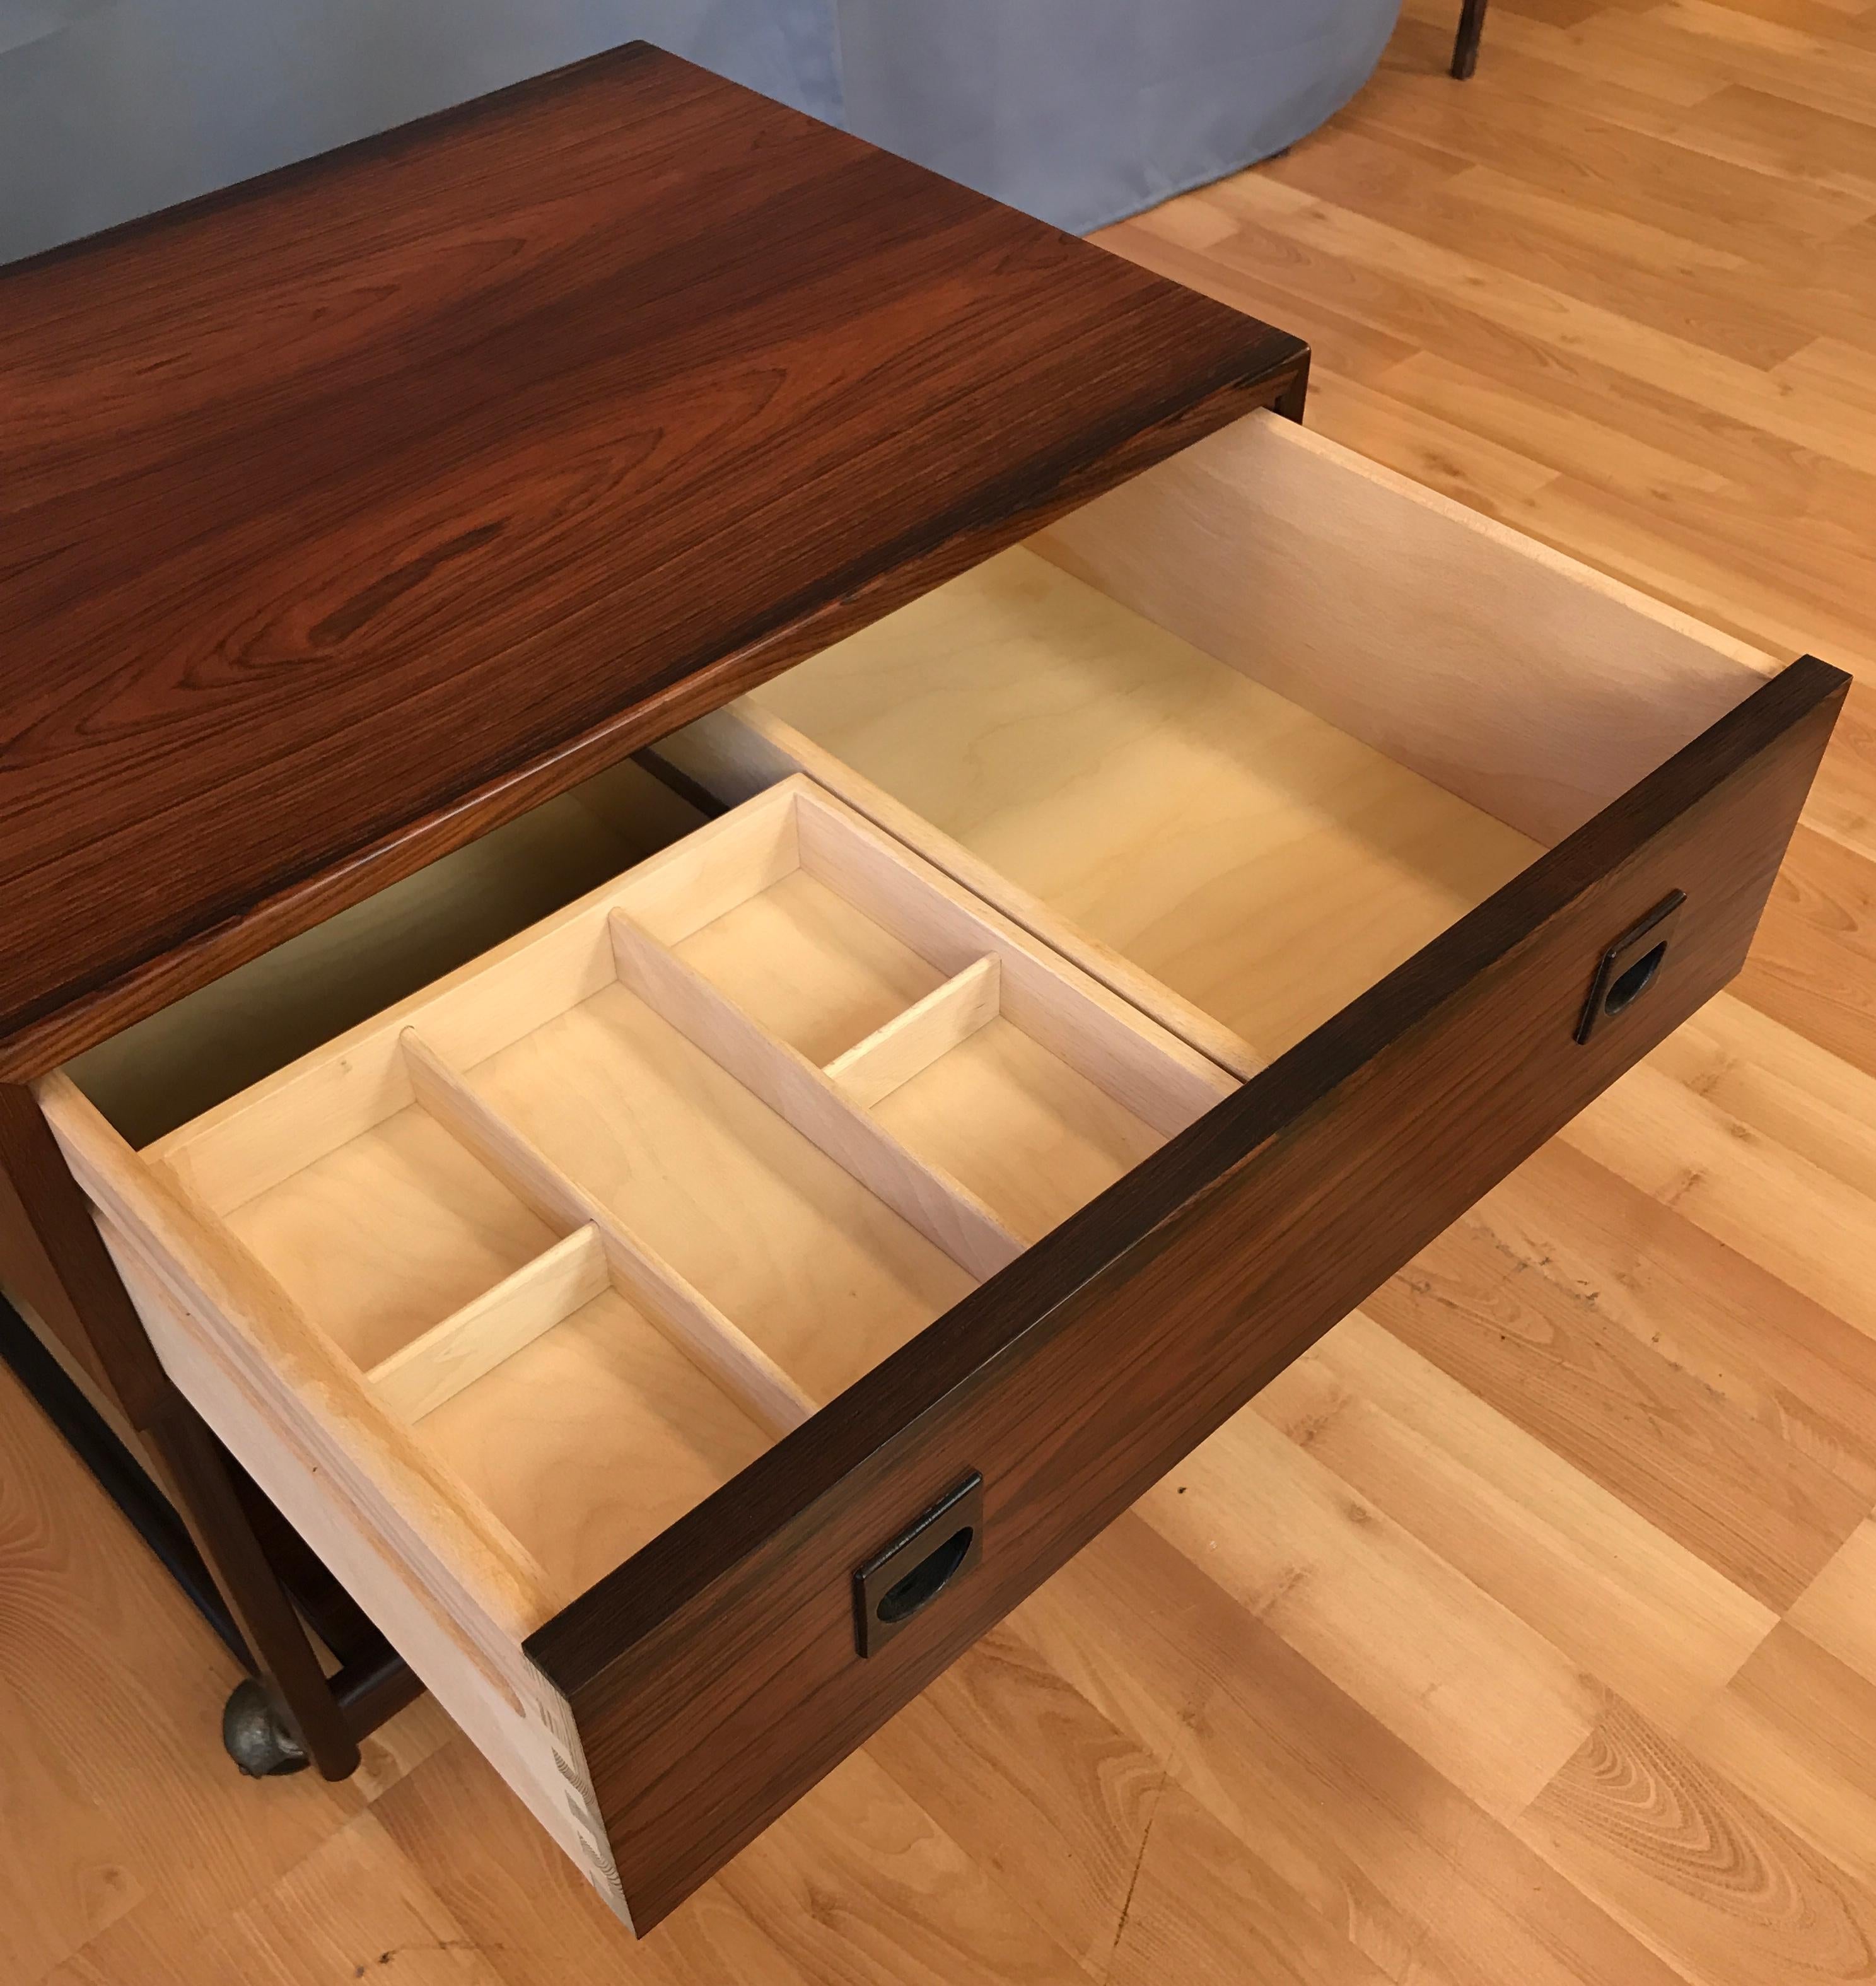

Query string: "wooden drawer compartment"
[39, 409, 1841, 1934]
[41, 768, 1234, 1924]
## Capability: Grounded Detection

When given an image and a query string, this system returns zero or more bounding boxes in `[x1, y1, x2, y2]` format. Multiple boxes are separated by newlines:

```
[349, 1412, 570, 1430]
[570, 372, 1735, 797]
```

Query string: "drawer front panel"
[532, 657, 1844, 1930]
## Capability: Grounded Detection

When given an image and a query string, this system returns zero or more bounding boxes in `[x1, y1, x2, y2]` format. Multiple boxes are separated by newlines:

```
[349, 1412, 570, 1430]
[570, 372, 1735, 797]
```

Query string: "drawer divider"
[651, 715, 1264, 1090]
[786, 779, 1240, 1136]
[822, 956, 1001, 1108]
[399, 1031, 818, 1438]
[366, 1225, 610, 1423]
[607, 911, 1028, 1280]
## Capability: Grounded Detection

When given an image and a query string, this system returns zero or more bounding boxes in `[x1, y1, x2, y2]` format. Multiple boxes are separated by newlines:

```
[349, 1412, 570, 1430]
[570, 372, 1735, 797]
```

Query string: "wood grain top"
[0, 42, 1305, 1075]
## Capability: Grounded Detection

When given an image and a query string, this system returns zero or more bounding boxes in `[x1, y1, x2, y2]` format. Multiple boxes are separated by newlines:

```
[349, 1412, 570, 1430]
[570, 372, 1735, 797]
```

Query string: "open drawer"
[40, 410, 1843, 1933]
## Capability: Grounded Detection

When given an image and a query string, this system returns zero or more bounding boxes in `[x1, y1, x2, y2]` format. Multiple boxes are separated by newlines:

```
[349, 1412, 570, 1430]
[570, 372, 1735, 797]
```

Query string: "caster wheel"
[222, 1678, 310, 1777]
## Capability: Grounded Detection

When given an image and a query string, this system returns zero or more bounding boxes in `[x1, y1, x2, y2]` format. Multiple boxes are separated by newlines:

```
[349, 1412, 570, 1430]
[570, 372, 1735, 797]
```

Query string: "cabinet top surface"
[0, 42, 1302, 1073]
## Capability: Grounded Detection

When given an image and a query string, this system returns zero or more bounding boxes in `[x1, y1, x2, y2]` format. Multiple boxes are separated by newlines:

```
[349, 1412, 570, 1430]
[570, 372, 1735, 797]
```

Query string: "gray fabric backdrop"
[0, 0, 1397, 265]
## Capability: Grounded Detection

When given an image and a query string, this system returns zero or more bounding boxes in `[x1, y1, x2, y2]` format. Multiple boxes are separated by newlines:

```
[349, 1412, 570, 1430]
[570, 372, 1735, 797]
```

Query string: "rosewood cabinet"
[0, 42, 1843, 1936]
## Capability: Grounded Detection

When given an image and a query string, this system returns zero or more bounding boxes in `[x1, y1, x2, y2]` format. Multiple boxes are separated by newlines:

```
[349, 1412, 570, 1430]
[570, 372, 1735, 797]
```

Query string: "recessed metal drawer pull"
[1576, 891, 1686, 1044]
[853, 1471, 984, 1657]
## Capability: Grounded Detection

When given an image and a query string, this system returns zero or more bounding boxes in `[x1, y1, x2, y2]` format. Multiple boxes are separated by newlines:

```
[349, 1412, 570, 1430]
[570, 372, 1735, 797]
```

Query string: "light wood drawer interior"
[37, 406, 1786, 1921]
[691, 408, 1780, 1078]
[57, 773, 1233, 1613]
[44, 764, 1248, 1915]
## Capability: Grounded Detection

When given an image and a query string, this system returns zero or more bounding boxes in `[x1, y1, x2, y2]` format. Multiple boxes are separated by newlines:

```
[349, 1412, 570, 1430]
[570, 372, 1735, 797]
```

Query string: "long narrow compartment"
[61, 776, 1232, 1615]
[743, 546, 1544, 1063]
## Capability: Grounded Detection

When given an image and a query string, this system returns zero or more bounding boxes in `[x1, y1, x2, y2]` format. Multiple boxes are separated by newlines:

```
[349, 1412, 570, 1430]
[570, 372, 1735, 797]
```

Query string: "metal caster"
[222, 1677, 311, 1777]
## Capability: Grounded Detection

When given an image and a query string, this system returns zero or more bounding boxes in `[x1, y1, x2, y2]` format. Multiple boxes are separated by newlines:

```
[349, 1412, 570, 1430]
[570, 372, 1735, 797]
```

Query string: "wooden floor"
[12, 4, 1876, 1978]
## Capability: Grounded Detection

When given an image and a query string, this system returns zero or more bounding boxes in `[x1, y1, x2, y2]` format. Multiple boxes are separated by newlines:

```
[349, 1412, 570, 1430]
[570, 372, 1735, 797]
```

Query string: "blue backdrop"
[0, 0, 1397, 264]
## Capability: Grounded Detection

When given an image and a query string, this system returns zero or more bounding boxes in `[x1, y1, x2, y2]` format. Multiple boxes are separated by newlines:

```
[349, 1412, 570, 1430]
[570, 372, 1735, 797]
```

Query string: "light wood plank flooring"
[12, 3, 1876, 1977]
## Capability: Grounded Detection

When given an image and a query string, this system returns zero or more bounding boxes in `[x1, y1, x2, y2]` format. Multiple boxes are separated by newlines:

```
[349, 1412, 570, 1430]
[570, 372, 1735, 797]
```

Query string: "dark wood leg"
[143, 1410, 362, 1775]
[1, 1291, 419, 1771]
[0, 1083, 364, 1777]
[0, 1083, 173, 1424]
[1453, 0, 1488, 79]
[1274, 351, 1312, 424]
